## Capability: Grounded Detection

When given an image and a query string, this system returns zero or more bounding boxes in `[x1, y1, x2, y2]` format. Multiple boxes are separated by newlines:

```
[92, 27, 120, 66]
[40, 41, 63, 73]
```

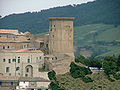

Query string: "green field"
[74, 24, 120, 57]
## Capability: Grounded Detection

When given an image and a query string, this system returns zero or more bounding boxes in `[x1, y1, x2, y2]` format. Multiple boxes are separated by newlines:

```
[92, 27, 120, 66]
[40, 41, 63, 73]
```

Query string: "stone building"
[0, 17, 75, 89]
[0, 29, 31, 51]
[0, 49, 44, 77]
[45, 17, 75, 74]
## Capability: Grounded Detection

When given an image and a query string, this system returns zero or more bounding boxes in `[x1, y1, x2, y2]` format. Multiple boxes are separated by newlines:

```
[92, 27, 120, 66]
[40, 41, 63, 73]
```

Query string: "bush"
[49, 82, 65, 90]
[70, 62, 92, 78]
[82, 76, 94, 83]
[48, 70, 56, 80]
[113, 73, 120, 80]
[107, 76, 115, 82]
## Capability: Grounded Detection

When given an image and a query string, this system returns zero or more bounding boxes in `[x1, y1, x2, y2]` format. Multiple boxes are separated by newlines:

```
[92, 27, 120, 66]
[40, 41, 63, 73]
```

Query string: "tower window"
[3, 59, 5, 62]
[8, 46, 9, 49]
[3, 46, 5, 49]
[6, 67, 9, 72]
[54, 25, 55, 27]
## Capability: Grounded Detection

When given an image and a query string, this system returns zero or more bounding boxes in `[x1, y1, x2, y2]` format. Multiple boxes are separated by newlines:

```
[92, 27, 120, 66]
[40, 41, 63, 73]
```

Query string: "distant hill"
[0, 0, 120, 34]
[74, 24, 120, 57]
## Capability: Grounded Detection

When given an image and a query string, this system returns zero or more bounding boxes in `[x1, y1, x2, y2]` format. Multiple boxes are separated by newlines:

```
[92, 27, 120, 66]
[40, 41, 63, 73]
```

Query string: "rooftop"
[49, 17, 74, 20]
[15, 49, 42, 53]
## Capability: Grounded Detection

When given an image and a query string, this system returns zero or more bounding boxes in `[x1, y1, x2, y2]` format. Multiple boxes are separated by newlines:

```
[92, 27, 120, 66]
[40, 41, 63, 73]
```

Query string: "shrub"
[49, 82, 65, 90]
[48, 70, 56, 80]
[113, 73, 120, 80]
[82, 76, 94, 83]
[70, 62, 92, 78]
[107, 76, 115, 82]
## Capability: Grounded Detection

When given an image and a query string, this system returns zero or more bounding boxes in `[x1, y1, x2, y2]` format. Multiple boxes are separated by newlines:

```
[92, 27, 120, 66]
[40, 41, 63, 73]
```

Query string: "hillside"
[0, 0, 120, 34]
[74, 24, 120, 57]
[56, 73, 120, 90]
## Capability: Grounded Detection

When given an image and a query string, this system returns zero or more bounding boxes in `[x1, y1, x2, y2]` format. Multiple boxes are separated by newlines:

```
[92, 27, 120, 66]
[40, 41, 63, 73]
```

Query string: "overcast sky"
[0, 0, 94, 17]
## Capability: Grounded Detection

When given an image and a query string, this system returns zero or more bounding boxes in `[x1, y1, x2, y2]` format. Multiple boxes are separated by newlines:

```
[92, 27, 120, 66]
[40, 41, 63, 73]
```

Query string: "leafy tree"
[49, 82, 65, 90]
[70, 62, 92, 78]
[103, 56, 118, 75]
[48, 70, 56, 80]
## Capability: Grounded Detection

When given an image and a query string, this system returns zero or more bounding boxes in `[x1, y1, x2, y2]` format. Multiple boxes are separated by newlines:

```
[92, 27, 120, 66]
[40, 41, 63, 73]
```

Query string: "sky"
[0, 0, 94, 17]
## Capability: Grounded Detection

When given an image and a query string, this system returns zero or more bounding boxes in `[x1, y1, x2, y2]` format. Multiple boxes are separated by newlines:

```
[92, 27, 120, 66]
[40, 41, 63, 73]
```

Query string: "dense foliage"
[70, 62, 93, 83]
[0, 0, 120, 34]
[75, 55, 102, 69]
[48, 70, 56, 80]
[48, 70, 65, 90]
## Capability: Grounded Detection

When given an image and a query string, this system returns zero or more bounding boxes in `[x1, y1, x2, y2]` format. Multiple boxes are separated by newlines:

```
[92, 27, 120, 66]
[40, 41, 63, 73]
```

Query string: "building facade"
[0, 50, 44, 77]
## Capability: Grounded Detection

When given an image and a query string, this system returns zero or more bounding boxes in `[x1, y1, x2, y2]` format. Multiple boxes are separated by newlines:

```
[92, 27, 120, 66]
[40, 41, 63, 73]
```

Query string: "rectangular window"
[3, 59, 5, 62]
[26, 68, 29, 72]
[6, 67, 9, 72]
[40, 56, 41, 59]
[0, 82, 2, 86]
[12, 59, 16, 62]
[11, 82, 13, 86]
[28, 59, 30, 63]
[9, 59, 11, 63]
[18, 59, 20, 63]
[25, 74, 28, 77]
[16, 67, 20, 71]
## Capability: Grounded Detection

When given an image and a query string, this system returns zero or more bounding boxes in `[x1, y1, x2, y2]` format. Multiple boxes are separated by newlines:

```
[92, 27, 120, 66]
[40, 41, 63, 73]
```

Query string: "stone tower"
[48, 17, 74, 59]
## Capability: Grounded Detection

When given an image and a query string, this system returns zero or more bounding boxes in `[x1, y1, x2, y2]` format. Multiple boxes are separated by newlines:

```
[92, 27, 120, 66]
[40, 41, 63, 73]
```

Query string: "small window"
[54, 25, 55, 27]
[12, 59, 16, 62]
[11, 82, 13, 86]
[18, 59, 20, 63]
[9, 73, 11, 76]
[55, 57, 57, 60]
[28, 59, 30, 63]
[3, 46, 5, 49]
[9, 59, 11, 63]
[26, 68, 29, 72]
[8, 46, 9, 49]
[3, 59, 5, 62]
[36, 57, 38, 60]
[40, 56, 41, 59]
[18, 57, 20, 58]
[6, 67, 9, 72]
[46, 44, 48, 48]
[25, 74, 28, 77]
[50, 29, 52, 31]
[16, 67, 20, 71]
[0, 82, 2, 86]
[53, 35, 54, 38]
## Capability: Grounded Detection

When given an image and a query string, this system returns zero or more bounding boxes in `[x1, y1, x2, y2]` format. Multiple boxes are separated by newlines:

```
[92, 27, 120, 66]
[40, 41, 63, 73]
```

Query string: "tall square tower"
[48, 17, 74, 58]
